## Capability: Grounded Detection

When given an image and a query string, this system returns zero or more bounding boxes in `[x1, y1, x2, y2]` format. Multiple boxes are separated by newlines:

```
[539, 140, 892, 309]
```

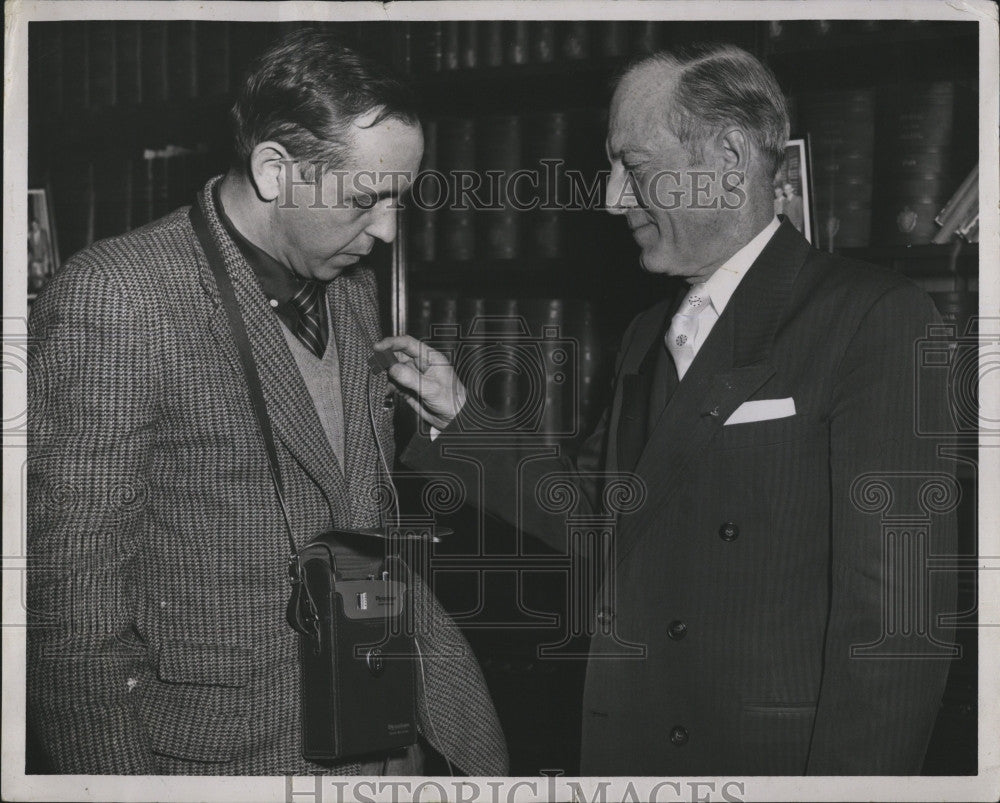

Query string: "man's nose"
[365, 200, 398, 243]
[605, 163, 632, 216]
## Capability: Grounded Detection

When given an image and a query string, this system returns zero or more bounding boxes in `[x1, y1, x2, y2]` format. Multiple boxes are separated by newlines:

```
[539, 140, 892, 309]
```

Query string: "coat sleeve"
[401, 316, 644, 554]
[806, 282, 957, 774]
[27, 261, 159, 774]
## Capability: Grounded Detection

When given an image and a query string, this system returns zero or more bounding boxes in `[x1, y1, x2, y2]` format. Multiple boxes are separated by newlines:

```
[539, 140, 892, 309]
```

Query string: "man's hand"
[374, 335, 467, 431]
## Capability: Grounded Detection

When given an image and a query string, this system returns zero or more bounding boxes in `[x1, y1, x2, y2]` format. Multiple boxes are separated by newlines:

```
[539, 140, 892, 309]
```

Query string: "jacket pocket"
[715, 415, 821, 450]
[739, 701, 818, 774]
[139, 641, 254, 762]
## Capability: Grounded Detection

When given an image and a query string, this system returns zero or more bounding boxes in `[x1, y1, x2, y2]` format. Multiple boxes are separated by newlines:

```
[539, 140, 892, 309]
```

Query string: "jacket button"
[670, 725, 689, 746]
[667, 620, 687, 640]
[719, 521, 739, 541]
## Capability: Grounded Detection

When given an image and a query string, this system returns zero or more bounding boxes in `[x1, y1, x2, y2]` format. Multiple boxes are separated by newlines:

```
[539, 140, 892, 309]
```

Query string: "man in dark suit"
[27, 30, 506, 776]
[378, 44, 957, 775]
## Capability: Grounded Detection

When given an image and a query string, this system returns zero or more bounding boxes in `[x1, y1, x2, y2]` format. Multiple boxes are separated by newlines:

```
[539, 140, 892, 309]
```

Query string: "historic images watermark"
[276, 160, 748, 212]
[284, 774, 748, 803]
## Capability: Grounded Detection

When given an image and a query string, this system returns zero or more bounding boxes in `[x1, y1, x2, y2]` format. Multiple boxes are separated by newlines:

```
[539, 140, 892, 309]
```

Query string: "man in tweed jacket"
[27, 30, 506, 776]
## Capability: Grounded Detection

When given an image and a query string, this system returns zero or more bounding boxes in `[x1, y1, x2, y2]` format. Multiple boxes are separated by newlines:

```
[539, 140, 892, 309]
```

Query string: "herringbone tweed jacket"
[27, 177, 507, 776]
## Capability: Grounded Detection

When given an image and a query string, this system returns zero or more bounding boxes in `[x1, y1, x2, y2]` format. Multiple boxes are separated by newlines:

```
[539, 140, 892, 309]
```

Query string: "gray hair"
[622, 44, 790, 178]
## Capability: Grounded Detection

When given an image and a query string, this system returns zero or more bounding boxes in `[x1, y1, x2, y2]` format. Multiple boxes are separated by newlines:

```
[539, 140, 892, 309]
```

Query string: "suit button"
[719, 521, 739, 541]
[670, 725, 689, 746]
[667, 620, 687, 640]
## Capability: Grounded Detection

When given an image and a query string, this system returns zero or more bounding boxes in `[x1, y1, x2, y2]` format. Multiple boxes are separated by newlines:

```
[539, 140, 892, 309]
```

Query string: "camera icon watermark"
[422, 315, 579, 439]
[915, 316, 1000, 441]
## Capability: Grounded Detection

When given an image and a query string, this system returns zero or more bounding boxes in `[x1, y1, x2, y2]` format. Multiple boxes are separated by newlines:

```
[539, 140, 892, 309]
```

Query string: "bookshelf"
[27, 18, 980, 776]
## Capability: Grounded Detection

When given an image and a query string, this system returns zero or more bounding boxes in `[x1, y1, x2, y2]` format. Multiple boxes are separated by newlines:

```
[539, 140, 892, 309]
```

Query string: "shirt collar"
[701, 216, 780, 316]
[212, 180, 315, 305]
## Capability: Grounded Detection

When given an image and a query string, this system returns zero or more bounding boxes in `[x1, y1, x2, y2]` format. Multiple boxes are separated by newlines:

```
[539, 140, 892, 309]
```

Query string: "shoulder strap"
[189, 199, 299, 563]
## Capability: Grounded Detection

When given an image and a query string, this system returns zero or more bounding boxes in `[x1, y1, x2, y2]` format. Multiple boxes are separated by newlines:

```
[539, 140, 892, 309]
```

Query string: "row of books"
[408, 20, 668, 72]
[28, 19, 688, 112]
[409, 295, 605, 438]
[52, 145, 215, 261]
[766, 19, 942, 47]
[28, 21, 398, 113]
[45, 80, 970, 263]
[408, 111, 606, 262]
[797, 81, 971, 249]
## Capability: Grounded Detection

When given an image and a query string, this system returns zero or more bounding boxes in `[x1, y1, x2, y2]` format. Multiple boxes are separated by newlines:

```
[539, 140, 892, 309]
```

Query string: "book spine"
[480, 22, 503, 68]
[409, 119, 438, 262]
[571, 301, 600, 433]
[873, 82, 956, 246]
[631, 21, 663, 55]
[798, 88, 876, 249]
[411, 22, 443, 73]
[151, 149, 170, 219]
[92, 153, 132, 240]
[599, 22, 630, 58]
[484, 298, 521, 420]
[30, 23, 64, 116]
[88, 22, 117, 108]
[141, 22, 169, 105]
[458, 22, 478, 69]
[530, 22, 556, 63]
[410, 293, 434, 341]
[167, 21, 198, 102]
[560, 22, 591, 60]
[442, 22, 460, 71]
[61, 22, 91, 110]
[527, 111, 569, 258]
[116, 22, 143, 106]
[526, 298, 570, 441]
[505, 22, 530, 65]
[478, 114, 522, 260]
[439, 118, 476, 261]
[196, 21, 231, 98]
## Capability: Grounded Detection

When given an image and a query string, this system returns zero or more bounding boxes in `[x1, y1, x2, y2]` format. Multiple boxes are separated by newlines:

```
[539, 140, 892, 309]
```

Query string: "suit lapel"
[194, 180, 349, 529]
[611, 294, 678, 473]
[615, 221, 811, 566]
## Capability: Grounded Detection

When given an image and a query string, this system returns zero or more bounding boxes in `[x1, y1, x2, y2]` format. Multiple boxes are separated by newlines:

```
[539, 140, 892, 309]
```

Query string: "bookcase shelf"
[838, 243, 979, 277]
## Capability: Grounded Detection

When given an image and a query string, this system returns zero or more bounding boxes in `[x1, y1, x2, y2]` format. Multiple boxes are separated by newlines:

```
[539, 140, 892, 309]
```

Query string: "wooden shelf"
[836, 243, 978, 277]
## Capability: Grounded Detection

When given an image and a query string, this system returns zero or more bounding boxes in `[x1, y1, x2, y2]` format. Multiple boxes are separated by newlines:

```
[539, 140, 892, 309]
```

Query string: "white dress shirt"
[681, 216, 780, 358]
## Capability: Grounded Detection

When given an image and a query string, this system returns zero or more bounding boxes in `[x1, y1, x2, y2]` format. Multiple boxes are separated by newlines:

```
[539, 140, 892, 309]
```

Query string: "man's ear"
[248, 141, 292, 203]
[717, 128, 751, 172]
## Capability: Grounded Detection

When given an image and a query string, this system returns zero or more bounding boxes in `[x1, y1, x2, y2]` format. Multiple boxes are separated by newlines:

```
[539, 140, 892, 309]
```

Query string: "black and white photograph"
[3, 2, 998, 802]
[26, 188, 58, 297]
[772, 138, 811, 242]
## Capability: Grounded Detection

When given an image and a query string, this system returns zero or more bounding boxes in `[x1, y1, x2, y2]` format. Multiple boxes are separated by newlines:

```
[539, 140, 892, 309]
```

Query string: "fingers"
[386, 360, 423, 394]
[374, 335, 449, 373]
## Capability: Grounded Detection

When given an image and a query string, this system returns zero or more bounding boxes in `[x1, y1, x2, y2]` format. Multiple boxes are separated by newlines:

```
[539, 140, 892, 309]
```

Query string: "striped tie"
[289, 281, 327, 358]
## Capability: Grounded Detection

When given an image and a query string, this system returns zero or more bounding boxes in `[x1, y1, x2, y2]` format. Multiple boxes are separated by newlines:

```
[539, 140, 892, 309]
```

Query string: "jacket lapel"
[331, 271, 394, 528]
[615, 220, 811, 566]
[193, 180, 349, 530]
[616, 298, 673, 474]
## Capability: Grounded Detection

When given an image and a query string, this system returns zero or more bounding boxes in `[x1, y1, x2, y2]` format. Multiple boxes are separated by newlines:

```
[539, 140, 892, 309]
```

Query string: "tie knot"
[681, 282, 710, 314]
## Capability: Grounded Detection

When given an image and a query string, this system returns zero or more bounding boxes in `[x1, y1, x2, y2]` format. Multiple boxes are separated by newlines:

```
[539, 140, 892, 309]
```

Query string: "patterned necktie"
[665, 282, 710, 380]
[289, 281, 327, 358]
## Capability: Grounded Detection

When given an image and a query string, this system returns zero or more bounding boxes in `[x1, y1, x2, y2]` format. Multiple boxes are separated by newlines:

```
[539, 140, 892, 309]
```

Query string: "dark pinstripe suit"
[404, 220, 957, 775]
[27, 178, 507, 775]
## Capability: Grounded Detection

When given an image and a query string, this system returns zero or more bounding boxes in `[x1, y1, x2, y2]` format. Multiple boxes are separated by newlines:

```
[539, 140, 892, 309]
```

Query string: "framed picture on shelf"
[28, 187, 59, 298]
[774, 137, 813, 243]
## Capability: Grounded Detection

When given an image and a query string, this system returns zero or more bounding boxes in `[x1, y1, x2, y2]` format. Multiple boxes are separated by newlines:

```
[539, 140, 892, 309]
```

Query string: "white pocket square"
[724, 397, 796, 426]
